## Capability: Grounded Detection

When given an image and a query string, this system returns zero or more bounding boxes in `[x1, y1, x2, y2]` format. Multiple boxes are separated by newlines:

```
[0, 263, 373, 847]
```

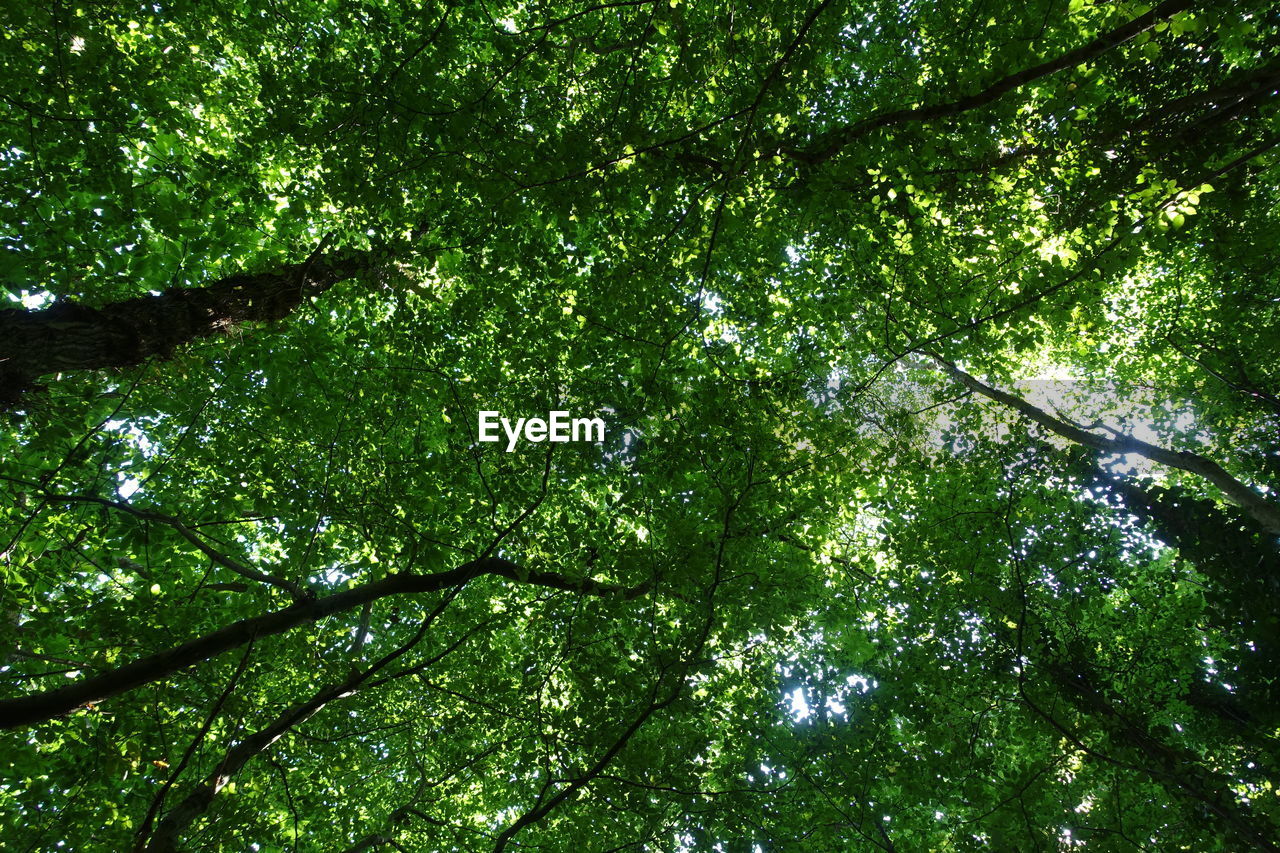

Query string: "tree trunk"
[1088, 467, 1280, 735]
[0, 252, 369, 407]
[1044, 657, 1280, 852]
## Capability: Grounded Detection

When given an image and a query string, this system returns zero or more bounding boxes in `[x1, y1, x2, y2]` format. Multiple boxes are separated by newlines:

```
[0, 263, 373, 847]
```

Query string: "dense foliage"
[2, 0, 1279, 849]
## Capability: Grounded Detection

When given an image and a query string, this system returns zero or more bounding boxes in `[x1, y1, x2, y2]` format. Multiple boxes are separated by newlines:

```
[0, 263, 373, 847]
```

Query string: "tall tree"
[3, 0, 1279, 849]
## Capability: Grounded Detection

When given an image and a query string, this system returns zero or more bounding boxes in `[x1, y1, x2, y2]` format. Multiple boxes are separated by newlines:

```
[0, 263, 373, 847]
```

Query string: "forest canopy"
[2, 0, 1279, 849]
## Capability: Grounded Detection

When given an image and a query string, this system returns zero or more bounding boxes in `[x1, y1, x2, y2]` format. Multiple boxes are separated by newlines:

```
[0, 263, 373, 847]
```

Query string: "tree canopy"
[2, 0, 1279, 849]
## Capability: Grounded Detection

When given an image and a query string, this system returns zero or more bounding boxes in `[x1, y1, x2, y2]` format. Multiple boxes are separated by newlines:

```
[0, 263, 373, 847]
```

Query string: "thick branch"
[784, 0, 1191, 165]
[143, 608, 443, 852]
[1043, 656, 1280, 851]
[0, 558, 649, 729]
[931, 356, 1280, 535]
[133, 642, 256, 848]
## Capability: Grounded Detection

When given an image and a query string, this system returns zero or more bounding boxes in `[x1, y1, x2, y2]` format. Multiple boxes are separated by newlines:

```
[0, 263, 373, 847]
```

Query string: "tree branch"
[44, 492, 311, 601]
[143, 607, 445, 852]
[0, 558, 649, 729]
[0, 251, 370, 407]
[782, 0, 1192, 165]
[929, 355, 1280, 535]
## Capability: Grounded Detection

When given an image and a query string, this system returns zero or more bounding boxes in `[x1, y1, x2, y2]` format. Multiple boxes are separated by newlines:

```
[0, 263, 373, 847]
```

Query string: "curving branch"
[43, 492, 311, 601]
[0, 557, 650, 729]
[490, 481, 745, 850]
[781, 0, 1192, 165]
[930, 355, 1280, 535]
[132, 641, 256, 849]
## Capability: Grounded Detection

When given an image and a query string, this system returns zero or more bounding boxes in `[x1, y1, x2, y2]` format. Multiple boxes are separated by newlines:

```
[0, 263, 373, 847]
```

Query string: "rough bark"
[0, 557, 649, 729]
[0, 251, 369, 407]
